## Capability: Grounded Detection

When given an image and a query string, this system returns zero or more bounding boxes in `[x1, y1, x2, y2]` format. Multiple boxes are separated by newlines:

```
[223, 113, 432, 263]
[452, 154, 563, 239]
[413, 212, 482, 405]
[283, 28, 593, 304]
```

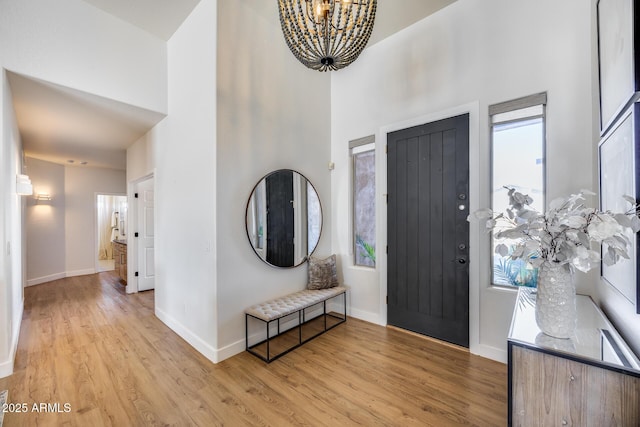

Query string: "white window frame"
[350, 135, 376, 268]
[489, 92, 547, 287]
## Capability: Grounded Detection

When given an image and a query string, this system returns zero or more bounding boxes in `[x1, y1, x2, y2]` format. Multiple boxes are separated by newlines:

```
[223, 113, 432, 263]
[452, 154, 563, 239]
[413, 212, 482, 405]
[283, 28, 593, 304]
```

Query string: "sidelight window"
[490, 93, 547, 287]
[350, 135, 376, 268]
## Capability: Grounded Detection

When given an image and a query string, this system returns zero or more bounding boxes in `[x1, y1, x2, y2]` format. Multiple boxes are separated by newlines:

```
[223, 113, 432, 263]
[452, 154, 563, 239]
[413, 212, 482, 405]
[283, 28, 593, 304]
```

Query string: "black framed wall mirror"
[245, 169, 322, 268]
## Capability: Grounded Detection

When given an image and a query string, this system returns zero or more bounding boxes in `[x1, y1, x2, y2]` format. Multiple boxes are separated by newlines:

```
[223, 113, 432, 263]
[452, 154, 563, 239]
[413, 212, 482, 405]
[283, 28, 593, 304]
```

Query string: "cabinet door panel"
[512, 345, 640, 426]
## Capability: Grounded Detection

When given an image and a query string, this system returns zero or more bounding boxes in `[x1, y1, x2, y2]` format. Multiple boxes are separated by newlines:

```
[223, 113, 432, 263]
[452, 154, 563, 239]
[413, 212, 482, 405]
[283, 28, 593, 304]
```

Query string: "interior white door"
[137, 178, 155, 291]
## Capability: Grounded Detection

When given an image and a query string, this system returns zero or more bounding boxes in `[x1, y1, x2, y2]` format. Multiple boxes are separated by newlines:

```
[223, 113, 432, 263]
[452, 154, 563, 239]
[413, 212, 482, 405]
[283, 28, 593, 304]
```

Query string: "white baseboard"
[0, 299, 24, 378]
[26, 272, 66, 287]
[349, 307, 385, 326]
[471, 343, 507, 364]
[155, 306, 224, 364]
[216, 339, 245, 362]
[0, 358, 12, 378]
[65, 268, 96, 278]
[26, 268, 97, 287]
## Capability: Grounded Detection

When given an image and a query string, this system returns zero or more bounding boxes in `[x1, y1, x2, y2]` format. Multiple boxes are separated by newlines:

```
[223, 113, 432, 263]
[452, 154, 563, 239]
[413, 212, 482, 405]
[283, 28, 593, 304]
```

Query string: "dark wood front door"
[266, 170, 294, 267]
[387, 114, 470, 347]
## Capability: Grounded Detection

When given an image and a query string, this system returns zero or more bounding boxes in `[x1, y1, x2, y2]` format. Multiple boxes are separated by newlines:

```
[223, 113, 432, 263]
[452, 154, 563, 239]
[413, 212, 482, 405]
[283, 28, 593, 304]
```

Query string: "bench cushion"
[245, 286, 347, 321]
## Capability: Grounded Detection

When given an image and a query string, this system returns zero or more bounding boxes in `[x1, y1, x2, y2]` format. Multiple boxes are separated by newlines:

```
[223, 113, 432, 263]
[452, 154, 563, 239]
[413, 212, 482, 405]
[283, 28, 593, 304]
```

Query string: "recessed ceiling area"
[9, 72, 166, 170]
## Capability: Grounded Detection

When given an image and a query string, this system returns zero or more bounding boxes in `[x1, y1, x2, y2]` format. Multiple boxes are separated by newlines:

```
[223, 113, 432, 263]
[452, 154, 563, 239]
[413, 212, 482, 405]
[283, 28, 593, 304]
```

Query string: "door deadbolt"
[458, 193, 467, 200]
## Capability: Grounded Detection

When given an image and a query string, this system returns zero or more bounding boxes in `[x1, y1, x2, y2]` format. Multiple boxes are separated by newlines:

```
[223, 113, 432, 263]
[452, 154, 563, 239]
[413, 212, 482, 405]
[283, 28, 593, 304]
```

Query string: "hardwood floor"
[0, 272, 507, 426]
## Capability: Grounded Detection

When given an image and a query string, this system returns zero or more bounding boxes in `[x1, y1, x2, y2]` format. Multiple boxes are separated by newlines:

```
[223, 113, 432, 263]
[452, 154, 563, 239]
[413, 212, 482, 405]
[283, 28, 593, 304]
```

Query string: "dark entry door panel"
[266, 170, 294, 267]
[387, 114, 469, 347]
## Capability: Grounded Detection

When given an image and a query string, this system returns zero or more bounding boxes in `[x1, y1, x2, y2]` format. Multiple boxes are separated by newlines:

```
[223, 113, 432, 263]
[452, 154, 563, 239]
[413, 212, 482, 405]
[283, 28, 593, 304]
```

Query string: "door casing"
[376, 102, 483, 355]
[126, 173, 155, 294]
[136, 176, 155, 291]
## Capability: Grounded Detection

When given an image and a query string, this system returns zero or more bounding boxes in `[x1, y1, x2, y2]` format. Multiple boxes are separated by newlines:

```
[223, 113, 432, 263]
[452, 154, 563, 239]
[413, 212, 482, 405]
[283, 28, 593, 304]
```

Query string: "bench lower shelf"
[246, 292, 346, 363]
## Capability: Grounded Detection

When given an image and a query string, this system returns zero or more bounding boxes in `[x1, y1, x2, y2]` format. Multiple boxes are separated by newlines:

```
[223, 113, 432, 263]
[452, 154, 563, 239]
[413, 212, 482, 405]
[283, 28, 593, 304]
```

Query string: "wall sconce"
[35, 193, 52, 201]
[16, 174, 33, 196]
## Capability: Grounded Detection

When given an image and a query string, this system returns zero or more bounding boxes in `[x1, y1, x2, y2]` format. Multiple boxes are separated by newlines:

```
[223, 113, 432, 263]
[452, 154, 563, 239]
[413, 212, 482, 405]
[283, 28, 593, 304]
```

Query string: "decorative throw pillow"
[307, 255, 339, 290]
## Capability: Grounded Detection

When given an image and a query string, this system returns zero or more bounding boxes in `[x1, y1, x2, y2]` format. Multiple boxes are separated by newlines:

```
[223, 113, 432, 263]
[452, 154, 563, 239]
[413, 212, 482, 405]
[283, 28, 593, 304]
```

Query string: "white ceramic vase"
[535, 261, 576, 339]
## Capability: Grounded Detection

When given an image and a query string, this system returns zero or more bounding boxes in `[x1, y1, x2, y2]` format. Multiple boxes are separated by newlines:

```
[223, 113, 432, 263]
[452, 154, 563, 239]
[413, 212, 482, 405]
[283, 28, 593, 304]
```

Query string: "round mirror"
[245, 169, 322, 268]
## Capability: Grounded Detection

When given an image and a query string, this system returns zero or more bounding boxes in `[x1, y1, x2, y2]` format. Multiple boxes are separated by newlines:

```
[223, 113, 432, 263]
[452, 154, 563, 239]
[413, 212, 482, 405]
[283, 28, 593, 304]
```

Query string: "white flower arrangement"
[473, 187, 640, 273]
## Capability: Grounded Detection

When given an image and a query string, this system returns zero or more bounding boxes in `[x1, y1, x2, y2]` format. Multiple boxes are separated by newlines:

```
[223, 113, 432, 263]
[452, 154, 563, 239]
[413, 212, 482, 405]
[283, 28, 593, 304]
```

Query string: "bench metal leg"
[323, 300, 327, 331]
[266, 319, 270, 361]
[298, 310, 302, 346]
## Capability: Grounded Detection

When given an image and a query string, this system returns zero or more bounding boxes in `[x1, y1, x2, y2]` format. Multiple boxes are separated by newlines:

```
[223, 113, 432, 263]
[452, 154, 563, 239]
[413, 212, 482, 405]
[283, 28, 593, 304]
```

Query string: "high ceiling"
[80, 0, 201, 41]
[241, 0, 457, 48]
[12, 0, 456, 171]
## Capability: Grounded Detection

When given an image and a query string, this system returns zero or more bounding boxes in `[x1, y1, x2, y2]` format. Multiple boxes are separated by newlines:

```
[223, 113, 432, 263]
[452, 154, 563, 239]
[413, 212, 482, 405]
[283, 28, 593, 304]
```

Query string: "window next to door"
[350, 135, 376, 268]
[490, 92, 547, 288]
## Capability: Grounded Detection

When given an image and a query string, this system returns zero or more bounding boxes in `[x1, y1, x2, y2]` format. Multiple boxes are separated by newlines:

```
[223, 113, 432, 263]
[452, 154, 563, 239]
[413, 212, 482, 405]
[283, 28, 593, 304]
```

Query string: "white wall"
[330, 0, 595, 362]
[128, 0, 332, 362]
[0, 71, 25, 378]
[25, 157, 65, 285]
[8, 116, 23, 373]
[0, 72, 8, 376]
[215, 0, 331, 358]
[149, 0, 219, 361]
[0, 0, 167, 114]
[0, 0, 167, 376]
[124, 131, 155, 294]
[127, 132, 155, 183]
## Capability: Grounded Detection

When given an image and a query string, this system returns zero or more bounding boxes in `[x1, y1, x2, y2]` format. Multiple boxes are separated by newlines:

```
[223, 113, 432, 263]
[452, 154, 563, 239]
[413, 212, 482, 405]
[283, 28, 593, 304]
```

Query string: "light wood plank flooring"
[0, 272, 507, 426]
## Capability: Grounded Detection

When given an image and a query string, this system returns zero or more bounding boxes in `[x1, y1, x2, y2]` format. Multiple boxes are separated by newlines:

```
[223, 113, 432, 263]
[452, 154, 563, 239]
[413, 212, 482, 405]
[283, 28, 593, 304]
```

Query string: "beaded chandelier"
[278, 0, 377, 72]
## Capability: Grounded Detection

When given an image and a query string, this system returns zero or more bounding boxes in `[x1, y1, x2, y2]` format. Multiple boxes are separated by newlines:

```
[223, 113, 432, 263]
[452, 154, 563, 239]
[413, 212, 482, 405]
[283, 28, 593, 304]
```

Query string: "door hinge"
[386, 295, 388, 304]
[134, 232, 139, 237]
[384, 194, 388, 204]
[135, 272, 139, 277]
[385, 145, 388, 154]
[135, 193, 139, 198]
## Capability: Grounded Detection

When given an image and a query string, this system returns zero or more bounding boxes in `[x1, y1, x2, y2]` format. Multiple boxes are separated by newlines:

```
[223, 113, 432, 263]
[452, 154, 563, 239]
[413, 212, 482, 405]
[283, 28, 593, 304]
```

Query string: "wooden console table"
[508, 287, 640, 426]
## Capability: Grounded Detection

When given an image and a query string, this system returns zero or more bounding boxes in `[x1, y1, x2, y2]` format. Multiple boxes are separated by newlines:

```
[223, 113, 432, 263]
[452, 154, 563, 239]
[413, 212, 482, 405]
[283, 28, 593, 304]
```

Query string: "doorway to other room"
[96, 194, 127, 273]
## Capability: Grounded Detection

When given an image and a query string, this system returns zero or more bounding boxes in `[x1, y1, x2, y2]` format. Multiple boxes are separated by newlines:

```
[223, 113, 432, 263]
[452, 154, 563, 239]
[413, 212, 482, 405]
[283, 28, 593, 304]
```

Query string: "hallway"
[0, 273, 507, 426]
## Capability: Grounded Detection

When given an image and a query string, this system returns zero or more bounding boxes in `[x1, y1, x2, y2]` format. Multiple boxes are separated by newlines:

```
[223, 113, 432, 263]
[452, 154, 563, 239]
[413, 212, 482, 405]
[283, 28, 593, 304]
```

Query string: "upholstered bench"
[245, 286, 347, 362]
